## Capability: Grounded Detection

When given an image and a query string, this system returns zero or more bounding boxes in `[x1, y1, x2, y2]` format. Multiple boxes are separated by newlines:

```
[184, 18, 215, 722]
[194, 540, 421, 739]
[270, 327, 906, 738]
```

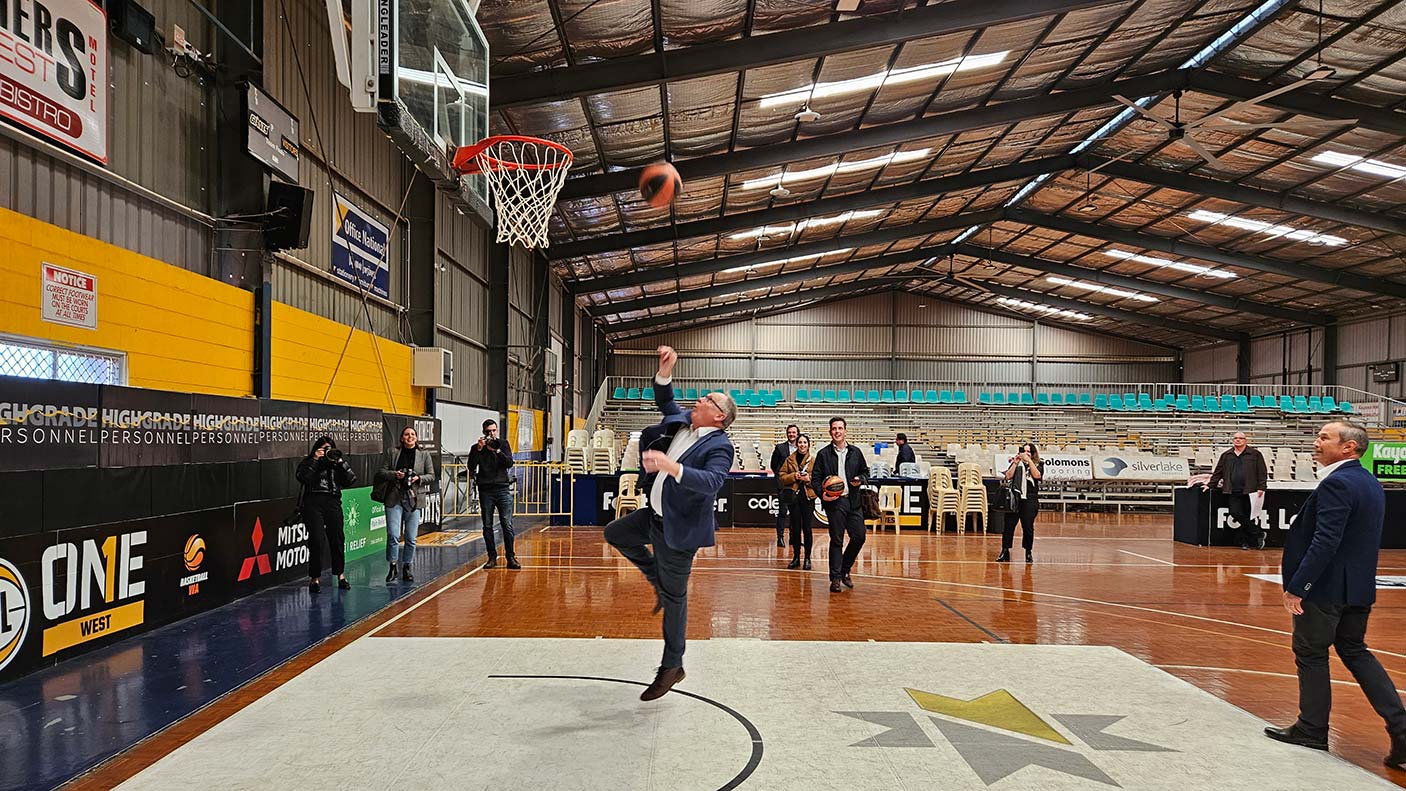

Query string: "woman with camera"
[997, 442, 1043, 564]
[778, 433, 817, 570]
[296, 435, 357, 593]
[377, 426, 435, 584]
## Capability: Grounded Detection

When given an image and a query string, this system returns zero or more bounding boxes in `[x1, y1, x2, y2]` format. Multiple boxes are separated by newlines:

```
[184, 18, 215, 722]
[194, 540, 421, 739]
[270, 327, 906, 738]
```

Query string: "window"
[0, 335, 125, 385]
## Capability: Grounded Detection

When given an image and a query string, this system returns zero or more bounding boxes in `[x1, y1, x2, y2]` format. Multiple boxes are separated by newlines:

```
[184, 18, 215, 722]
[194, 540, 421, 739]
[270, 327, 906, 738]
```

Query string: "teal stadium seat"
[1248, 395, 1262, 408]
[1308, 396, 1324, 413]
[1008, 392, 1022, 405]
[838, 390, 852, 403]
[613, 386, 628, 400]
[643, 387, 655, 400]
[896, 390, 909, 403]
[1138, 393, 1154, 409]
[854, 390, 868, 403]
[1109, 394, 1124, 411]
[937, 389, 951, 404]
[1037, 393, 1051, 405]
[881, 390, 895, 403]
[1095, 394, 1109, 409]
[1050, 393, 1064, 405]
[1341, 401, 1355, 414]
[1294, 395, 1310, 412]
[795, 389, 809, 403]
[626, 387, 641, 400]
[871, 390, 884, 403]
[1322, 395, 1338, 411]
[909, 390, 924, 404]
[684, 388, 698, 401]
[978, 392, 993, 404]
[824, 389, 837, 403]
[1078, 393, 1092, 406]
[1154, 397, 1169, 411]
[993, 393, 1007, 405]
[1260, 394, 1276, 408]
[953, 391, 968, 403]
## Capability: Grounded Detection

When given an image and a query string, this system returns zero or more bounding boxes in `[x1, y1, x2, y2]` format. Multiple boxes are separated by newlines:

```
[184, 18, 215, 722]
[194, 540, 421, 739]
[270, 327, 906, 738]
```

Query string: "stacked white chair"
[590, 429, 618, 474]
[565, 429, 591, 474]
[619, 432, 642, 472]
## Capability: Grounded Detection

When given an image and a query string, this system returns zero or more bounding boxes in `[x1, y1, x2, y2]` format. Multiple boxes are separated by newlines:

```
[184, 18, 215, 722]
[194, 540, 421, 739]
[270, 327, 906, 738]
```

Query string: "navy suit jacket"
[639, 383, 733, 551]
[1282, 459, 1384, 605]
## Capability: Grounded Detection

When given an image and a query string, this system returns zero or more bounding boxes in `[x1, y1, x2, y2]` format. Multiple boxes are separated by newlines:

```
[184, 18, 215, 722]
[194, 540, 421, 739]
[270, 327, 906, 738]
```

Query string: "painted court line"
[365, 564, 487, 638]
[1157, 664, 1406, 695]
[1118, 550, 1175, 566]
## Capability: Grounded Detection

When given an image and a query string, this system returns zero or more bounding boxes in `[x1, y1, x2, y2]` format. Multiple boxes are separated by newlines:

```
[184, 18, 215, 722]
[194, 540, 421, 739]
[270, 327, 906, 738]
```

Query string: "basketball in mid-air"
[821, 475, 846, 503]
[639, 162, 682, 207]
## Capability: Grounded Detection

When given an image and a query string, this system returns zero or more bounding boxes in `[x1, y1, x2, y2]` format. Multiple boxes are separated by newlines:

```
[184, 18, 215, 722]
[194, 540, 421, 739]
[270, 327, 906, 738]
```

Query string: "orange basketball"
[821, 475, 845, 503]
[639, 162, 682, 207]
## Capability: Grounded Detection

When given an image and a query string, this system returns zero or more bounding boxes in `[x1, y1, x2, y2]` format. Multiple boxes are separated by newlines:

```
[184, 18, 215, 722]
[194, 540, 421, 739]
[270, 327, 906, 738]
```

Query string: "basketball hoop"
[452, 135, 573, 249]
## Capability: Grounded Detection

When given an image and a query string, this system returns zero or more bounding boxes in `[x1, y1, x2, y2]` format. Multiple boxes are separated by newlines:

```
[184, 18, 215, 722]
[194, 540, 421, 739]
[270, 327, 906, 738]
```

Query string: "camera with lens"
[326, 448, 343, 462]
[481, 436, 500, 450]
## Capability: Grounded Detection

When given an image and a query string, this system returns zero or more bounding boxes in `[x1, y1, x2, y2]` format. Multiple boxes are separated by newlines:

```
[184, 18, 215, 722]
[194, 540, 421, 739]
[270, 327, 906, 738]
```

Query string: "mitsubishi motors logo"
[238, 518, 273, 581]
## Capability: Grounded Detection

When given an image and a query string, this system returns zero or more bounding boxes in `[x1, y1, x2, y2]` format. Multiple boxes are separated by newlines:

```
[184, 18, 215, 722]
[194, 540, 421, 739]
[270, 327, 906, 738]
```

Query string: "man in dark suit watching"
[1265, 420, 1406, 768]
[604, 346, 736, 701]
[812, 416, 869, 594]
[770, 425, 799, 547]
[1206, 431, 1269, 550]
[895, 433, 915, 467]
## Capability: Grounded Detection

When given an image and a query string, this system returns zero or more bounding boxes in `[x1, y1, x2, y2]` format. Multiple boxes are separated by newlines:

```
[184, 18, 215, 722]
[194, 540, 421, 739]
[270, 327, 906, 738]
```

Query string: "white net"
[476, 138, 573, 249]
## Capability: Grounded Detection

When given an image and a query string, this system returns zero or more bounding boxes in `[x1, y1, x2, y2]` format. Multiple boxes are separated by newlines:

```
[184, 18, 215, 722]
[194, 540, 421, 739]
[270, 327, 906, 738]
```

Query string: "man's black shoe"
[841, 575, 854, 589]
[830, 580, 842, 593]
[640, 667, 685, 701]
[401, 564, 414, 583]
[483, 557, 498, 569]
[507, 556, 522, 570]
[1264, 725, 1328, 751]
[1385, 731, 1406, 769]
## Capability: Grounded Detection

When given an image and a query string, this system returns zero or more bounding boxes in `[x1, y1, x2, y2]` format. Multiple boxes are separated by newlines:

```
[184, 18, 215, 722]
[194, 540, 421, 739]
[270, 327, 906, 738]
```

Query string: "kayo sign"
[0, 0, 108, 162]
[1361, 442, 1406, 482]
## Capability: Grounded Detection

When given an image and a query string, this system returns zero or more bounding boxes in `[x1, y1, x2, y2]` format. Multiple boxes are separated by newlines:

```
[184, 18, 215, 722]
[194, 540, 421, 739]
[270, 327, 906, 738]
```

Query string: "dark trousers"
[1002, 497, 1039, 551]
[1292, 601, 1406, 740]
[604, 508, 698, 669]
[479, 484, 515, 559]
[775, 496, 790, 542]
[1225, 492, 1262, 547]
[790, 497, 814, 554]
[303, 494, 344, 579]
[824, 497, 866, 581]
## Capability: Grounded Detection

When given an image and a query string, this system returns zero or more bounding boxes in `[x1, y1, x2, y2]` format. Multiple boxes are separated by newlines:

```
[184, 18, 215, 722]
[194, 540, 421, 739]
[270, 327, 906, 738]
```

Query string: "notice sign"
[41, 263, 97, 329]
[0, 0, 108, 162]
[331, 192, 390, 299]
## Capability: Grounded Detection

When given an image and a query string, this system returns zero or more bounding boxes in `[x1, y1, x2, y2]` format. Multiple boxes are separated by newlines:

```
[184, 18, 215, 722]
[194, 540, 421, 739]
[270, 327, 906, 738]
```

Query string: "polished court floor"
[67, 515, 1406, 789]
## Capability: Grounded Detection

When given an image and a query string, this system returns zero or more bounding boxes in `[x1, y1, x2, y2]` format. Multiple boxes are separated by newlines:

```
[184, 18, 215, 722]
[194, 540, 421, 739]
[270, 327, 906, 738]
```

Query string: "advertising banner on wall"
[331, 192, 391, 298]
[259, 399, 309, 459]
[1092, 454, 1191, 481]
[308, 404, 351, 449]
[341, 486, 388, 562]
[0, 0, 108, 162]
[0, 376, 100, 470]
[99, 386, 193, 467]
[191, 394, 261, 464]
[348, 407, 383, 456]
[990, 454, 1094, 482]
[1361, 442, 1406, 482]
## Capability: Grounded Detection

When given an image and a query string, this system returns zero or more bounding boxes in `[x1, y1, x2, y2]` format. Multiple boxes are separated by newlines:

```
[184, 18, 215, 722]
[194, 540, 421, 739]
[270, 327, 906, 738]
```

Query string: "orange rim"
[452, 135, 573, 175]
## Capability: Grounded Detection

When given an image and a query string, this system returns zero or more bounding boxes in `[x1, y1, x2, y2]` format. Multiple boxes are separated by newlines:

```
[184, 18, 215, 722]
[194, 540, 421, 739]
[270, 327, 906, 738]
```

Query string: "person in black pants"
[296, 436, 357, 593]
[778, 434, 817, 570]
[769, 425, 799, 547]
[812, 417, 869, 593]
[1265, 421, 1406, 767]
[1205, 431, 1268, 550]
[468, 418, 518, 569]
[997, 442, 1043, 564]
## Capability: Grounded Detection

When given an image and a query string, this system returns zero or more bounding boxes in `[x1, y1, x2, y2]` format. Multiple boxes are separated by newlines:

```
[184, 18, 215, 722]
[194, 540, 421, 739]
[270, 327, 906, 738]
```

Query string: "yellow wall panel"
[0, 208, 254, 397]
[269, 302, 423, 414]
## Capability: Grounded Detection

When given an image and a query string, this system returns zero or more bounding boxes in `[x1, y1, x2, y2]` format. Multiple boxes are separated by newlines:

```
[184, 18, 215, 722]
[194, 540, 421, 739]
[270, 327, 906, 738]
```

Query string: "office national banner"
[341, 486, 388, 562]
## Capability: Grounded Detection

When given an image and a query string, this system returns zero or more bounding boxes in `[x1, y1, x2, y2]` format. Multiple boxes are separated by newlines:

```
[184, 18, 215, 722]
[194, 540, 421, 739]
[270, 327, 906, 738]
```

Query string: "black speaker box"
[265, 182, 314, 250]
[108, 0, 156, 54]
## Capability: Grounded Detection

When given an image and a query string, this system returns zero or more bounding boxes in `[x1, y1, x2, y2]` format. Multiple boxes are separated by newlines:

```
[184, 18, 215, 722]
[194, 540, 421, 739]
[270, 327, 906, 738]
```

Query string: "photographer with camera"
[295, 436, 357, 593]
[377, 426, 436, 584]
[468, 418, 519, 569]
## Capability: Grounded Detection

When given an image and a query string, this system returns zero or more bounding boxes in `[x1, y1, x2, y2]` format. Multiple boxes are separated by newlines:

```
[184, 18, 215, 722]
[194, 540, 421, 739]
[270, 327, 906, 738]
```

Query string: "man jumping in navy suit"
[1265, 420, 1406, 769]
[605, 345, 736, 701]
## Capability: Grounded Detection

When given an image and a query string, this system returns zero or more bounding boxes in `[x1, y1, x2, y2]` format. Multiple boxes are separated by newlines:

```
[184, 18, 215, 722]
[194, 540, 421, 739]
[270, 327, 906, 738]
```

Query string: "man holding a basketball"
[604, 345, 736, 701]
[812, 417, 869, 593]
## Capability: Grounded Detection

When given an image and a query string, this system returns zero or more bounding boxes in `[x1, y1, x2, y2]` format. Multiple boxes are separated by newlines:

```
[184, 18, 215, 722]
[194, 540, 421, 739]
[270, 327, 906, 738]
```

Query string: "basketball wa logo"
[0, 557, 31, 674]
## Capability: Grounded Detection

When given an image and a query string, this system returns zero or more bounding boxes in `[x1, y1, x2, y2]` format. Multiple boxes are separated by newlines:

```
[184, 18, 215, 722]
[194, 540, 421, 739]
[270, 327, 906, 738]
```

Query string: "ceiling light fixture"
[1102, 248, 1237, 279]
[727, 209, 885, 240]
[739, 149, 932, 191]
[1046, 276, 1158, 302]
[996, 296, 1092, 321]
[758, 51, 1009, 108]
[1186, 209, 1347, 245]
[722, 248, 855, 274]
[1311, 151, 1406, 180]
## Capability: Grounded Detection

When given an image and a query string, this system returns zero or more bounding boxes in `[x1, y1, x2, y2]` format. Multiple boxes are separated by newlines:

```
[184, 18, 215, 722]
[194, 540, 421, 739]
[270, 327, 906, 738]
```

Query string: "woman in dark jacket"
[997, 441, 1043, 564]
[296, 436, 357, 593]
[778, 434, 817, 570]
[376, 426, 435, 584]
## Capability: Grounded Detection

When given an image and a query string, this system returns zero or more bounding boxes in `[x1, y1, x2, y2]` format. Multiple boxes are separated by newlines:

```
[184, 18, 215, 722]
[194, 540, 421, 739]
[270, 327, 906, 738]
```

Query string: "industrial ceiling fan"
[1106, 67, 1356, 169]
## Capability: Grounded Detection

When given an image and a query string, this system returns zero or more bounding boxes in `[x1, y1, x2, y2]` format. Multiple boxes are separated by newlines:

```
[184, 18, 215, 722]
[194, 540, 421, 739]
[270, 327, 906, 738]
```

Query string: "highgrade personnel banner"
[190, 394, 261, 464]
[259, 399, 309, 459]
[99, 385, 193, 467]
[0, 0, 108, 162]
[1092, 454, 1191, 481]
[0, 375, 100, 470]
[990, 454, 1093, 482]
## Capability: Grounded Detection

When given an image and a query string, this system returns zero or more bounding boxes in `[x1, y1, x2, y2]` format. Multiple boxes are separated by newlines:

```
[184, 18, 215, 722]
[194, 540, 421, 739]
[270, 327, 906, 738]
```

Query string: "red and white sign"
[0, 0, 108, 162]
[41, 262, 97, 329]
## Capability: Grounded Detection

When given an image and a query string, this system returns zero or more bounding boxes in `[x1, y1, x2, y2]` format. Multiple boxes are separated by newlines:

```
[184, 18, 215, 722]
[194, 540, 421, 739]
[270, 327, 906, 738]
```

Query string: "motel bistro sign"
[0, 0, 109, 162]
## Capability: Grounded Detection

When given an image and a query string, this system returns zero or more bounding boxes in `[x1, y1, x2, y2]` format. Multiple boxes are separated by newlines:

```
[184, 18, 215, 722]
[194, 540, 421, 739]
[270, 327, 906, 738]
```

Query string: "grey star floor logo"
[837, 688, 1174, 787]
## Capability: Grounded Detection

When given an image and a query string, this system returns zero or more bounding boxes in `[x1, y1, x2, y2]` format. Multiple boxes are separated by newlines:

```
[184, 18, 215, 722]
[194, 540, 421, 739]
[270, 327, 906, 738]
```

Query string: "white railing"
[601, 377, 1406, 426]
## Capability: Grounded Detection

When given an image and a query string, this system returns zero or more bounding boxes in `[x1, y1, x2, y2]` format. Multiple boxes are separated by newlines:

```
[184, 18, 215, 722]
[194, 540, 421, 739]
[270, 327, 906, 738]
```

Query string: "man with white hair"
[1206, 430, 1268, 549]
[604, 346, 736, 701]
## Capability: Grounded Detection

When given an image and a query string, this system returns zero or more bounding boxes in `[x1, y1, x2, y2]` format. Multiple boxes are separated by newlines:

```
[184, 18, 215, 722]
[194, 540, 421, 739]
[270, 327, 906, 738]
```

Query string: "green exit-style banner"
[1363, 443, 1406, 482]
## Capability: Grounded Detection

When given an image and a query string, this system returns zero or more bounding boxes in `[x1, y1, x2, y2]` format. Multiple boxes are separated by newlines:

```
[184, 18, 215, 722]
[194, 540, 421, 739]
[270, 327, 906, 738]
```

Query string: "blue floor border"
[0, 519, 533, 791]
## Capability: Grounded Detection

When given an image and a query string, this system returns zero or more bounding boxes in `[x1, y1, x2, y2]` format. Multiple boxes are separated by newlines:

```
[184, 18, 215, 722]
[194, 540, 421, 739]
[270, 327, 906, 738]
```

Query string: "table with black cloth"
[1173, 484, 1406, 548]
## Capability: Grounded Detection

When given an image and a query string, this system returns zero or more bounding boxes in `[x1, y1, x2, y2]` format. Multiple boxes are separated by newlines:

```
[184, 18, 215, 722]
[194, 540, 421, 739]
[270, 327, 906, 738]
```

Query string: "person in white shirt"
[604, 346, 736, 701]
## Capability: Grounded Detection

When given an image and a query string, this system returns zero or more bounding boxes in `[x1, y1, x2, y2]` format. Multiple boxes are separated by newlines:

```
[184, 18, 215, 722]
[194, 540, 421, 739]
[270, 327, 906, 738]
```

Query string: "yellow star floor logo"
[837, 687, 1174, 787]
